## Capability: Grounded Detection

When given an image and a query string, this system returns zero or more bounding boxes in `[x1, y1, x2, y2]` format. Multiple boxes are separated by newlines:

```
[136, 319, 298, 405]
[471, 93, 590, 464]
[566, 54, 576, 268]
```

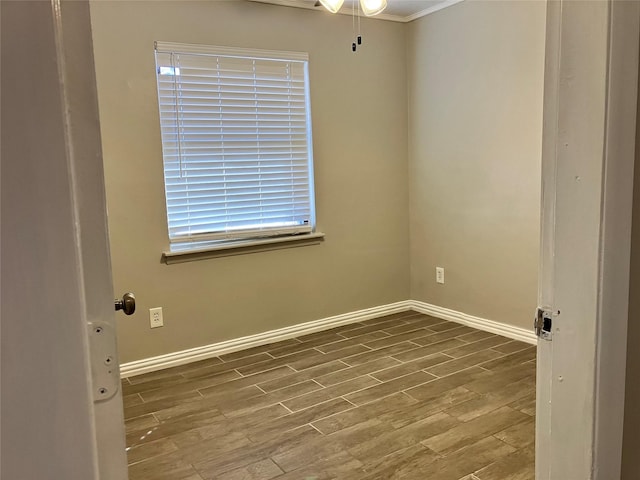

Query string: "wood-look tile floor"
[122, 311, 536, 480]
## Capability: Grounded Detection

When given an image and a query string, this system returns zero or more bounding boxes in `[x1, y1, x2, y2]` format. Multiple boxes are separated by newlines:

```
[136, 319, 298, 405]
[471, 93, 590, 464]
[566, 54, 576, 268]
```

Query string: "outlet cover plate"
[150, 307, 163, 328]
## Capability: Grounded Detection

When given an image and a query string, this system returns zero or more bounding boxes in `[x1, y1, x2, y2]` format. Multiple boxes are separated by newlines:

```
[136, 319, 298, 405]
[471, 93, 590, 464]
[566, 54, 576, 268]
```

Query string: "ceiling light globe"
[360, 0, 387, 16]
[319, 0, 345, 14]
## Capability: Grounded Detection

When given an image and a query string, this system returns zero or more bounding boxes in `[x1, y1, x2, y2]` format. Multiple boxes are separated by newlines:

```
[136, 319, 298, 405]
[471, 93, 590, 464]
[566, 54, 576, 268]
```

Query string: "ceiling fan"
[313, 0, 388, 16]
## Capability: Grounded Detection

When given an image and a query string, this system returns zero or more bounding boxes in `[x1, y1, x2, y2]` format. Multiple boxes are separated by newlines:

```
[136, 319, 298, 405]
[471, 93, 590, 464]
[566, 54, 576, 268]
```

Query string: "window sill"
[162, 232, 325, 264]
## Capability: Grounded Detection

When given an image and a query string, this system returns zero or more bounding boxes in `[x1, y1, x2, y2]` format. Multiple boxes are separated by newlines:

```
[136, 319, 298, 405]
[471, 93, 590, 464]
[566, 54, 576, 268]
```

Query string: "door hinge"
[88, 321, 119, 402]
[535, 307, 554, 341]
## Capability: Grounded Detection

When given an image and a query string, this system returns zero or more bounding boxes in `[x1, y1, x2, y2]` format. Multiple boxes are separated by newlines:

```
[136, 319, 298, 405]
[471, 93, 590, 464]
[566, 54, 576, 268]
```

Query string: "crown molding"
[247, 0, 465, 23]
[403, 0, 465, 22]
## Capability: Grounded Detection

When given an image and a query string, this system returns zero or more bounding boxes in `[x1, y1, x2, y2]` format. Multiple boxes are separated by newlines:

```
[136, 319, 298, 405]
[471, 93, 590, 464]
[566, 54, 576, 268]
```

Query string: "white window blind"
[154, 42, 316, 247]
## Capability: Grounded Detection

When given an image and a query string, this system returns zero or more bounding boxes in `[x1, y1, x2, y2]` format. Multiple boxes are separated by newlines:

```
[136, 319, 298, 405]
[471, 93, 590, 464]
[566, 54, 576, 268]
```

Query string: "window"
[154, 42, 316, 251]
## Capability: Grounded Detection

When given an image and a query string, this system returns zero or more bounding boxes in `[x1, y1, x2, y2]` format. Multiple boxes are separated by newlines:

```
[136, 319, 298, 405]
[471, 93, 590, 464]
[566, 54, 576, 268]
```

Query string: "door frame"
[2, 1, 638, 479]
[536, 1, 639, 479]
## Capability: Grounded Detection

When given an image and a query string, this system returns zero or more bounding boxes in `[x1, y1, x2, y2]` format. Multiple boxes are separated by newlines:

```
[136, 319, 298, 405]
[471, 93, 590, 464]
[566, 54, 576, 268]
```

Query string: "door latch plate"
[535, 307, 554, 341]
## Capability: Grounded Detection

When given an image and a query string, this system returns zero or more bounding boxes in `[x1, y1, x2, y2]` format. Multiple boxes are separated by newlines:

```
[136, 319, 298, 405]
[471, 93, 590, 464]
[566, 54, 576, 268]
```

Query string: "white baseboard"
[120, 300, 412, 378]
[409, 300, 537, 345]
[120, 299, 536, 378]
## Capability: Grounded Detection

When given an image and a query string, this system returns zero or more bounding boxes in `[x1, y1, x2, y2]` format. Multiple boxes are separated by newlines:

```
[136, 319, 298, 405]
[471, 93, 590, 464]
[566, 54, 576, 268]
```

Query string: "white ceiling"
[248, 0, 465, 22]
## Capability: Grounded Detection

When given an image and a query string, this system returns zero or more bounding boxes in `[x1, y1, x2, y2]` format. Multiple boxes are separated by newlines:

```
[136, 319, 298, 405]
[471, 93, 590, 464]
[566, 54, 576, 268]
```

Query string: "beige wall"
[407, 1, 546, 329]
[90, 1, 409, 363]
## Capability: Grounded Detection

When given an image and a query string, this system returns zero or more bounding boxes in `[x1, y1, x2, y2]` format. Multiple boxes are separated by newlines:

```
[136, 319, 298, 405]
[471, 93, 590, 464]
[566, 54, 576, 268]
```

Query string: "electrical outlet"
[149, 307, 163, 328]
[436, 267, 445, 284]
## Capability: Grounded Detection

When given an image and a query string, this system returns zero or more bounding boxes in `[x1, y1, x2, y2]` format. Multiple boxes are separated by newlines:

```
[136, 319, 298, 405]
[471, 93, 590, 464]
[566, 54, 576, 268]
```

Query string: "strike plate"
[535, 307, 554, 341]
[88, 321, 119, 402]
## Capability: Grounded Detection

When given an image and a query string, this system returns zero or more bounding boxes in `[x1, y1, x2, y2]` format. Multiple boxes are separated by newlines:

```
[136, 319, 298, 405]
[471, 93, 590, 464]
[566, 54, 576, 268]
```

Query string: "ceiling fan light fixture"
[360, 0, 387, 16]
[319, 0, 345, 14]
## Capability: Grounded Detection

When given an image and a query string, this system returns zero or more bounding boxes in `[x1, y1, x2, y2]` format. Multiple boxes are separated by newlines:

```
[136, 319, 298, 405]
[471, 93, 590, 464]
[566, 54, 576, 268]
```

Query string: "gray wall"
[90, 0, 410, 363]
[407, 1, 546, 330]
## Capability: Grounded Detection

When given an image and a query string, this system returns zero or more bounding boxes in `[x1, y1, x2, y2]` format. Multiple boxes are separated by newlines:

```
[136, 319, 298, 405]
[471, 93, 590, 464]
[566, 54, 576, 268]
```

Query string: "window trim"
[161, 232, 325, 264]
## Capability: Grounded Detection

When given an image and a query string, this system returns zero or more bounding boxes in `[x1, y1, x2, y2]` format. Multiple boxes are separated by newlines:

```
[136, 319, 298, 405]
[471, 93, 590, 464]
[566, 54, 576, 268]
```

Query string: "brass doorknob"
[115, 292, 136, 315]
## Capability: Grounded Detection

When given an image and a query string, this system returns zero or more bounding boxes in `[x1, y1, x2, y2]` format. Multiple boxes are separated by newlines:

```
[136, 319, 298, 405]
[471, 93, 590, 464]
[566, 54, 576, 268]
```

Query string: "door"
[1, 1, 129, 479]
[536, 2, 639, 479]
[57, 2, 130, 477]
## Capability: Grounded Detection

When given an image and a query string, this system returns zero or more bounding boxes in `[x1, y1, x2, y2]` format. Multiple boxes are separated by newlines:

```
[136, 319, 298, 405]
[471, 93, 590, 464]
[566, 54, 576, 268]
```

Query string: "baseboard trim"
[409, 300, 538, 345]
[120, 300, 412, 378]
[120, 299, 536, 378]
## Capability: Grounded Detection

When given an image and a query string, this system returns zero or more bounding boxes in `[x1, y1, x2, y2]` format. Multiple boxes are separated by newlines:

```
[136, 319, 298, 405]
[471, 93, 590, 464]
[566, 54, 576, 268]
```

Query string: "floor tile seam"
[364, 372, 386, 384]
[272, 395, 358, 419]
[457, 332, 498, 342]
[417, 435, 472, 458]
[234, 380, 328, 411]
[402, 365, 494, 401]
[211, 380, 327, 419]
[279, 402, 294, 414]
[194, 381, 258, 399]
[284, 378, 386, 411]
[424, 352, 510, 377]
[181, 360, 273, 380]
[283, 348, 367, 373]
[371, 367, 441, 384]
[477, 355, 536, 372]
[306, 353, 389, 370]
[373, 330, 394, 337]
[293, 399, 361, 436]
[346, 388, 428, 408]
[389, 342, 467, 362]
[244, 377, 327, 400]
[343, 342, 427, 366]
[268, 345, 327, 359]
[379, 353, 453, 371]
[416, 327, 475, 343]
[382, 376, 444, 400]
[139, 376, 235, 401]
[125, 445, 181, 468]
[429, 411, 530, 452]
[488, 344, 531, 356]
[443, 337, 513, 355]
[269, 453, 288, 476]
[486, 434, 522, 459]
[217, 354, 266, 365]
[361, 330, 437, 350]
[492, 430, 533, 451]
[196, 372, 288, 398]
[445, 401, 513, 424]
[257, 369, 347, 392]
[313, 366, 397, 388]
[315, 330, 397, 351]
